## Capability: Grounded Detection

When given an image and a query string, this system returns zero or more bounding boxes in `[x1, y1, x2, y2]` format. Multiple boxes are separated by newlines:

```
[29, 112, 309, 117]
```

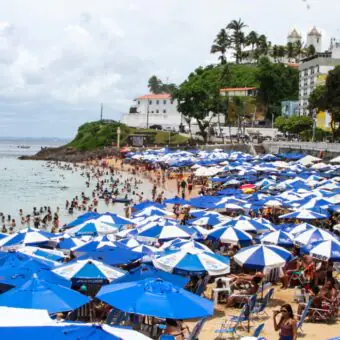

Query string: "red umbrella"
[240, 184, 255, 189]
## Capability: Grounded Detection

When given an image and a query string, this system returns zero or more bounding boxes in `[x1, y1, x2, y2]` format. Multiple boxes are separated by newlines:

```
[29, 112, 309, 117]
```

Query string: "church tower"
[287, 29, 302, 44]
[307, 27, 322, 52]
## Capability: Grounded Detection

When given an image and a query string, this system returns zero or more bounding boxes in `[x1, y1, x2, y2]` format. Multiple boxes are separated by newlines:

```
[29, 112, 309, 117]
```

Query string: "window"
[170, 100, 174, 105]
[156, 100, 159, 105]
[163, 100, 167, 104]
[137, 100, 140, 105]
[149, 100, 152, 104]
[156, 109, 159, 113]
[163, 109, 166, 113]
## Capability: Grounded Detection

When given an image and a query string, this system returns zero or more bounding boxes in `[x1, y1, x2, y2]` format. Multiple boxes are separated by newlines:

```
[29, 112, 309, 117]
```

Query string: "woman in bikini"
[273, 303, 297, 340]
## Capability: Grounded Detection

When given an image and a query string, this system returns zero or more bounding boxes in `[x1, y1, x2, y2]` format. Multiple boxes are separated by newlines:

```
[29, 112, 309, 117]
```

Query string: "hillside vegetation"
[68, 121, 189, 151]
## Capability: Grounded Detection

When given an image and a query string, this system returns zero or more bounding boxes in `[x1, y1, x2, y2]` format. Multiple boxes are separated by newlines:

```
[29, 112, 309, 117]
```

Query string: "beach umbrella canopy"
[0, 228, 52, 248]
[65, 212, 100, 228]
[52, 259, 126, 284]
[164, 197, 190, 205]
[279, 209, 329, 220]
[160, 239, 212, 253]
[133, 207, 172, 218]
[115, 228, 138, 239]
[57, 235, 85, 250]
[0, 276, 90, 314]
[307, 240, 340, 262]
[259, 230, 294, 247]
[234, 244, 292, 270]
[294, 228, 337, 246]
[65, 219, 120, 237]
[96, 277, 213, 319]
[153, 249, 230, 276]
[113, 264, 189, 287]
[75, 247, 142, 266]
[207, 227, 253, 246]
[131, 244, 160, 255]
[96, 213, 136, 226]
[226, 219, 270, 233]
[132, 201, 164, 211]
[72, 239, 118, 257]
[188, 215, 224, 226]
[136, 224, 200, 243]
[285, 223, 315, 236]
[116, 238, 141, 249]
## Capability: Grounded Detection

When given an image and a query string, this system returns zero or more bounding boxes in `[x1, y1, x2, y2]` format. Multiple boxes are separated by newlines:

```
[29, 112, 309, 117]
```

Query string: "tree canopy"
[309, 66, 340, 140]
[274, 115, 313, 136]
[148, 75, 176, 94]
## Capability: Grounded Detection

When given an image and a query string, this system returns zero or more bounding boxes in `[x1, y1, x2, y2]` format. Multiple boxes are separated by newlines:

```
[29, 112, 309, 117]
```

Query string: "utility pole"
[100, 103, 103, 121]
[117, 127, 121, 149]
[146, 101, 149, 129]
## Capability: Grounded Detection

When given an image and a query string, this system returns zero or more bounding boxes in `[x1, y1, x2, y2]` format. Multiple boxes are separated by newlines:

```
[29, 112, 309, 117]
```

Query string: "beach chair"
[186, 317, 208, 340]
[159, 335, 176, 340]
[308, 300, 338, 323]
[297, 298, 312, 334]
[251, 288, 274, 319]
[215, 304, 248, 339]
[252, 323, 265, 337]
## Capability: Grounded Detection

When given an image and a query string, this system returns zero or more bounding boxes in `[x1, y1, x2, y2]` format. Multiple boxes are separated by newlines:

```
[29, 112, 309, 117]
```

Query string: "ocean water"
[0, 138, 154, 229]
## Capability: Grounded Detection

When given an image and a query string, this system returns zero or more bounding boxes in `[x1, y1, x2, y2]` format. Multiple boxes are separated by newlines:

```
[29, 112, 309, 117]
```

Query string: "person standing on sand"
[273, 303, 297, 340]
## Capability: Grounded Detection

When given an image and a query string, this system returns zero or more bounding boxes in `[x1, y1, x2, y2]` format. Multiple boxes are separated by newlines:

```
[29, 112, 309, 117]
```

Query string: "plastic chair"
[215, 304, 248, 338]
[253, 323, 265, 337]
[297, 298, 312, 334]
[160, 335, 176, 340]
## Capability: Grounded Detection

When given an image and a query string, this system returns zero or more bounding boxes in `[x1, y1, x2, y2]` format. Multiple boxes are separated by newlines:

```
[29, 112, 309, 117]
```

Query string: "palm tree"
[210, 29, 231, 64]
[306, 44, 316, 57]
[246, 31, 259, 63]
[271, 45, 279, 62]
[226, 18, 247, 64]
[286, 42, 295, 62]
[278, 45, 286, 62]
[256, 34, 269, 58]
[294, 40, 305, 62]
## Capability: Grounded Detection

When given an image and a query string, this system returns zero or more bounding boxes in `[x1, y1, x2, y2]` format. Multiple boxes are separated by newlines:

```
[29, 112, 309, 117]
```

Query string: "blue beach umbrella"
[0, 276, 90, 314]
[96, 277, 214, 319]
[57, 235, 85, 250]
[75, 247, 142, 266]
[133, 207, 172, 218]
[308, 239, 340, 262]
[279, 209, 329, 220]
[65, 212, 100, 228]
[234, 244, 292, 270]
[164, 197, 191, 205]
[226, 219, 270, 233]
[0, 259, 71, 288]
[132, 201, 164, 211]
[258, 230, 294, 247]
[0, 228, 53, 248]
[53, 259, 126, 284]
[95, 213, 136, 226]
[160, 239, 213, 253]
[113, 264, 189, 287]
[66, 219, 120, 237]
[207, 227, 253, 246]
[153, 249, 230, 276]
[188, 215, 224, 226]
[294, 228, 337, 246]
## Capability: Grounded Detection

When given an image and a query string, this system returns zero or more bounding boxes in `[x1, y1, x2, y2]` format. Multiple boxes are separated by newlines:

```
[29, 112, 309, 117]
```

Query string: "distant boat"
[17, 145, 31, 149]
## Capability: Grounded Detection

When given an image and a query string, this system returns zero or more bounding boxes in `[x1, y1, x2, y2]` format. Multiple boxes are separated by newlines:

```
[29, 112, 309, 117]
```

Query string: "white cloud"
[0, 0, 338, 137]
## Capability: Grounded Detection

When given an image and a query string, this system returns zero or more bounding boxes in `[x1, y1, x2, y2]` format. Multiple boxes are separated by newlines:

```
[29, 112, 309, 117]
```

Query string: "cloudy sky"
[0, 0, 338, 138]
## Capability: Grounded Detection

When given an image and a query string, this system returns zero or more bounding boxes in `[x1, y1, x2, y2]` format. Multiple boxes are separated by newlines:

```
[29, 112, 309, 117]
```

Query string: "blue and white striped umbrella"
[96, 213, 135, 226]
[65, 219, 120, 236]
[285, 223, 315, 236]
[308, 239, 340, 261]
[72, 238, 117, 256]
[53, 259, 127, 283]
[0, 228, 53, 248]
[279, 209, 329, 220]
[133, 207, 173, 218]
[207, 227, 253, 245]
[137, 224, 200, 243]
[226, 219, 270, 233]
[131, 244, 160, 255]
[259, 230, 294, 247]
[188, 215, 225, 226]
[115, 228, 139, 239]
[116, 238, 141, 249]
[234, 244, 292, 269]
[160, 239, 213, 253]
[153, 249, 230, 276]
[57, 235, 86, 250]
[294, 228, 337, 246]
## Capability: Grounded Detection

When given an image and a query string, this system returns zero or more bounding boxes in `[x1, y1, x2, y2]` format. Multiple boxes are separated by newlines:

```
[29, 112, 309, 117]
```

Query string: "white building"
[287, 29, 302, 44]
[307, 27, 322, 52]
[299, 42, 340, 117]
[121, 93, 182, 129]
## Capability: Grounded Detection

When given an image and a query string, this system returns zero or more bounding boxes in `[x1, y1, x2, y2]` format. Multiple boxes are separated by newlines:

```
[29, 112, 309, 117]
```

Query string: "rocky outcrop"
[19, 146, 118, 162]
